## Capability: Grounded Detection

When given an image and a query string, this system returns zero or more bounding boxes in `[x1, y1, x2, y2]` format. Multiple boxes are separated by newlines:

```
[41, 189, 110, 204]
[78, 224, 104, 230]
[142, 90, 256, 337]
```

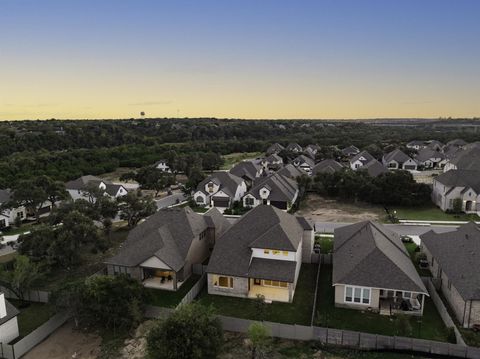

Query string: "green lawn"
[146, 274, 201, 308]
[315, 235, 334, 254]
[394, 206, 479, 222]
[9, 300, 56, 338]
[314, 266, 452, 342]
[221, 152, 263, 170]
[196, 264, 318, 325]
[403, 242, 431, 277]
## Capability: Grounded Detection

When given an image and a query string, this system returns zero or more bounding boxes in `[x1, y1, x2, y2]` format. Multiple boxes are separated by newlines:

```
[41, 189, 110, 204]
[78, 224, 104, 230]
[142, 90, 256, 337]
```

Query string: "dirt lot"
[24, 321, 102, 359]
[296, 194, 385, 223]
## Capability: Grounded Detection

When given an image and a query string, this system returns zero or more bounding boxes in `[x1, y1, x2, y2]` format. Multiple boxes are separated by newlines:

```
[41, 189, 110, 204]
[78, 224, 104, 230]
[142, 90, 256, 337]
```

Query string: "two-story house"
[229, 161, 264, 187]
[242, 173, 298, 211]
[105, 207, 230, 291]
[382, 149, 418, 170]
[415, 148, 446, 169]
[293, 155, 315, 175]
[0, 189, 26, 229]
[194, 172, 247, 212]
[431, 170, 480, 212]
[207, 205, 314, 303]
[65, 175, 128, 202]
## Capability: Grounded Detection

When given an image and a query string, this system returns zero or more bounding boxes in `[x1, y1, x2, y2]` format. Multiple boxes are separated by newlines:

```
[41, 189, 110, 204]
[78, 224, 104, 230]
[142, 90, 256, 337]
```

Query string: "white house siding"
[207, 274, 249, 298]
[444, 163, 457, 172]
[194, 191, 208, 206]
[234, 182, 247, 201]
[0, 316, 19, 344]
[350, 160, 364, 170]
[301, 229, 314, 263]
[0, 206, 26, 228]
[334, 285, 380, 311]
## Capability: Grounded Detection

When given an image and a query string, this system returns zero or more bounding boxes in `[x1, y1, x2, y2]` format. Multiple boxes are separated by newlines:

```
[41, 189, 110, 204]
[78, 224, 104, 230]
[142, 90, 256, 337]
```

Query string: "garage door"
[270, 201, 287, 210]
[404, 165, 416, 170]
[213, 197, 230, 207]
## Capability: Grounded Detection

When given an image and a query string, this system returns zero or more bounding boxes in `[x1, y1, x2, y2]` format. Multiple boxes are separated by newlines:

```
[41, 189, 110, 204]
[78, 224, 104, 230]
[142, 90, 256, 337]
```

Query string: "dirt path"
[296, 194, 384, 223]
[23, 321, 101, 359]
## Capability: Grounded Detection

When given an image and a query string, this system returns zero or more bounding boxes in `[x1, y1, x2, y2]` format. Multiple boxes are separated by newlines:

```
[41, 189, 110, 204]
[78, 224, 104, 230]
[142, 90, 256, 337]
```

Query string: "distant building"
[154, 159, 171, 173]
[243, 173, 298, 211]
[382, 149, 418, 170]
[0, 189, 26, 229]
[311, 159, 344, 176]
[194, 172, 247, 212]
[349, 151, 375, 170]
[65, 175, 128, 202]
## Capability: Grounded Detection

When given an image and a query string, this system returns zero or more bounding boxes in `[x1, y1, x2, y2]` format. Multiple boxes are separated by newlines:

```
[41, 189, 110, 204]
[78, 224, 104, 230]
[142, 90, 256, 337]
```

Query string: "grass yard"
[221, 152, 262, 170]
[394, 206, 479, 222]
[9, 300, 56, 338]
[403, 242, 432, 277]
[145, 274, 201, 308]
[315, 234, 333, 254]
[196, 264, 318, 325]
[314, 266, 452, 343]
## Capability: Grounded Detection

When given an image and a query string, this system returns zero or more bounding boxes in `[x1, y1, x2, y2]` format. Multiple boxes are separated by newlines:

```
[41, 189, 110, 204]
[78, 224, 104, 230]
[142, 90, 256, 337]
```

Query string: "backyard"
[196, 264, 318, 325]
[145, 274, 201, 308]
[9, 299, 56, 339]
[314, 266, 453, 343]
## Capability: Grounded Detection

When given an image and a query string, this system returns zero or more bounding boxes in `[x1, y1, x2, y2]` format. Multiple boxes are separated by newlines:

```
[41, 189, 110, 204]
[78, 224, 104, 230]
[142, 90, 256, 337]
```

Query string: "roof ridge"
[369, 221, 410, 260]
[334, 221, 370, 253]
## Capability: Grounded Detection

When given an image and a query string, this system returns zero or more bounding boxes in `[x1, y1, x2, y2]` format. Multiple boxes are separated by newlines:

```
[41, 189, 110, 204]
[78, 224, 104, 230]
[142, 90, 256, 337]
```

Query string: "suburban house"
[349, 151, 375, 170]
[431, 170, 480, 212]
[446, 139, 467, 149]
[415, 148, 446, 169]
[420, 223, 480, 328]
[303, 147, 316, 160]
[360, 159, 388, 178]
[154, 159, 171, 172]
[293, 155, 315, 175]
[242, 173, 298, 211]
[194, 172, 247, 212]
[333, 221, 428, 316]
[277, 164, 307, 179]
[230, 161, 264, 187]
[266, 143, 285, 155]
[426, 140, 444, 151]
[305, 144, 320, 155]
[406, 140, 427, 150]
[0, 189, 26, 229]
[207, 205, 314, 303]
[312, 159, 344, 176]
[444, 147, 480, 172]
[65, 175, 128, 202]
[341, 145, 360, 157]
[0, 292, 19, 344]
[105, 207, 230, 290]
[382, 149, 418, 170]
[265, 154, 283, 169]
[286, 143, 303, 153]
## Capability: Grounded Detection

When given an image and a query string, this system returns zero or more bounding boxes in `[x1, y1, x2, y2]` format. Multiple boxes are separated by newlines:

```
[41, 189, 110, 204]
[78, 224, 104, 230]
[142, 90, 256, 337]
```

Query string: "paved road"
[155, 193, 187, 210]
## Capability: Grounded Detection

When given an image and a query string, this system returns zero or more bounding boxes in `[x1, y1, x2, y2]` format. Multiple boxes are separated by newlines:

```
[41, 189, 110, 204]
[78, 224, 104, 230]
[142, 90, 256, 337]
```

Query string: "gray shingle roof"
[230, 161, 262, 181]
[248, 258, 297, 282]
[286, 143, 303, 152]
[421, 222, 480, 300]
[247, 173, 298, 203]
[266, 143, 285, 154]
[383, 149, 414, 164]
[333, 221, 427, 293]
[197, 172, 244, 197]
[65, 175, 107, 190]
[361, 159, 387, 178]
[277, 164, 307, 179]
[294, 155, 315, 168]
[105, 207, 230, 271]
[0, 296, 19, 326]
[312, 159, 344, 176]
[207, 205, 308, 281]
[448, 147, 480, 171]
[350, 151, 375, 166]
[266, 154, 283, 164]
[434, 170, 480, 193]
[446, 139, 467, 147]
[415, 148, 445, 163]
[341, 145, 360, 156]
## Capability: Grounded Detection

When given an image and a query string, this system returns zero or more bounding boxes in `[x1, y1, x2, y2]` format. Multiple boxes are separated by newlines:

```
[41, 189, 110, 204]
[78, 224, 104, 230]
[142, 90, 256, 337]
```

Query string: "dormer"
[205, 180, 219, 194]
[259, 186, 271, 199]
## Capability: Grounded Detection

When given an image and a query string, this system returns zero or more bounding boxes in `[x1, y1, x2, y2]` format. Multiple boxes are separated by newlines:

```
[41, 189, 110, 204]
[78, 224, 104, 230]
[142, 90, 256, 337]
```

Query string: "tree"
[452, 198, 463, 214]
[118, 191, 156, 228]
[247, 322, 271, 359]
[0, 255, 42, 300]
[35, 175, 68, 208]
[147, 303, 223, 359]
[11, 179, 48, 221]
[184, 166, 206, 194]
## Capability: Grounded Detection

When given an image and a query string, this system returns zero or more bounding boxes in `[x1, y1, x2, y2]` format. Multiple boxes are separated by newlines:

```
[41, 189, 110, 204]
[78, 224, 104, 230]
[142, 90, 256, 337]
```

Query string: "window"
[254, 278, 261, 285]
[264, 249, 270, 254]
[196, 196, 204, 203]
[199, 230, 207, 241]
[263, 280, 288, 288]
[245, 197, 254, 206]
[345, 286, 370, 305]
[0, 219, 6, 228]
[403, 292, 412, 298]
[283, 251, 288, 256]
[215, 276, 233, 289]
[272, 250, 280, 255]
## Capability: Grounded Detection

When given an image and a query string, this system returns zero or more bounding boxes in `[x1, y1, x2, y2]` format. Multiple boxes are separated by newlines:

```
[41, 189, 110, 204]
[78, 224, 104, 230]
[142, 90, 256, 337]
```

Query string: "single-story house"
[293, 155, 315, 175]
[154, 159, 171, 173]
[230, 161, 264, 187]
[311, 159, 344, 176]
[0, 292, 19, 344]
[446, 139, 467, 149]
[426, 140, 444, 151]
[382, 149, 418, 170]
[194, 172, 247, 212]
[65, 175, 128, 202]
[360, 159, 388, 178]
[105, 207, 230, 290]
[420, 223, 480, 328]
[305, 144, 320, 156]
[432, 169, 480, 212]
[349, 151, 375, 170]
[207, 205, 314, 303]
[415, 148, 446, 169]
[276, 164, 307, 179]
[266, 143, 285, 155]
[0, 189, 26, 229]
[286, 143, 303, 153]
[243, 173, 298, 211]
[443, 147, 480, 173]
[406, 140, 427, 150]
[333, 221, 428, 316]
[341, 145, 360, 157]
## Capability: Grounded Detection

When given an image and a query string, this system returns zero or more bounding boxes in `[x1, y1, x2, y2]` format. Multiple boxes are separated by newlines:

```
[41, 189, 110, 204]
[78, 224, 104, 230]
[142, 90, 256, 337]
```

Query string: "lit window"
[272, 250, 280, 255]
[283, 251, 288, 256]
[216, 276, 233, 288]
[264, 249, 270, 254]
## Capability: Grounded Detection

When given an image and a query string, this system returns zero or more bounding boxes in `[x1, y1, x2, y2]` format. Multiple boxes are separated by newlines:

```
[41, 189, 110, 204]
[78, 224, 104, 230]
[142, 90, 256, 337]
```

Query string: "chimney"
[0, 293, 6, 319]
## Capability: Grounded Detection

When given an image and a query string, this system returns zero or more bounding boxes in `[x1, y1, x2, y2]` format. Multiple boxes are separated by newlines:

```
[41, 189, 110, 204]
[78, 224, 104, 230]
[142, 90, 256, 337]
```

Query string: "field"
[221, 152, 263, 170]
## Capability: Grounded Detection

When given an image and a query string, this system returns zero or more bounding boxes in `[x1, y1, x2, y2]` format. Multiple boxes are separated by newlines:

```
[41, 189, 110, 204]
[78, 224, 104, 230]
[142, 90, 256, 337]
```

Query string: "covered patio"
[379, 290, 425, 316]
[142, 268, 182, 291]
[248, 278, 291, 303]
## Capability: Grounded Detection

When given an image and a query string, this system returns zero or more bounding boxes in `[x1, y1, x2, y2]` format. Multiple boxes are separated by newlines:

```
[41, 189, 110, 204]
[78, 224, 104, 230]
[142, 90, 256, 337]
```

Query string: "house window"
[264, 249, 270, 255]
[196, 196, 204, 203]
[403, 292, 412, 298]
[199, 230, 207, 241]
[283, 251, 288, 256]
[245, 197, 254, 206]
[207, 183, 214, 193]
[254, 278, 261, 285]
[272, 250, 280, 255]
[215, 276, 234, 289]
[263, 280, 287, 288]
[0, 219, 6, 228]
[345, 286, 371, 305]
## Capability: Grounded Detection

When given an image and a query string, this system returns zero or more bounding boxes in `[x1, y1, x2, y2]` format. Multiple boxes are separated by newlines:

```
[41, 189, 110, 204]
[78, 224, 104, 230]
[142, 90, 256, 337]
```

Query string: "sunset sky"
[1, 0, 480, 120]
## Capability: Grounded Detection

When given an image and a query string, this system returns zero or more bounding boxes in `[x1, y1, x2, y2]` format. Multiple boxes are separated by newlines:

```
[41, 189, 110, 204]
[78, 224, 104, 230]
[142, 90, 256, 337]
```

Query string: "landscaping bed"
[9, 299, 56, 338]
[145, 274, 201, 308]
[314, 266, 453, 343]
[196, 264, 318, 325]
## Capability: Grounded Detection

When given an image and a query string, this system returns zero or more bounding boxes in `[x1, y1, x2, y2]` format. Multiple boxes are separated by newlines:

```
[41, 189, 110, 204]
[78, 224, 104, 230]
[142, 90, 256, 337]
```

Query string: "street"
[155, 192, 187, 210]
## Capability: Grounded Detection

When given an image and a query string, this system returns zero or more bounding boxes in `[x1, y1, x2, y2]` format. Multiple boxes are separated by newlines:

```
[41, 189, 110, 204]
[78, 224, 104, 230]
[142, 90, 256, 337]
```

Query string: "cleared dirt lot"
[296, 194, 385, 223]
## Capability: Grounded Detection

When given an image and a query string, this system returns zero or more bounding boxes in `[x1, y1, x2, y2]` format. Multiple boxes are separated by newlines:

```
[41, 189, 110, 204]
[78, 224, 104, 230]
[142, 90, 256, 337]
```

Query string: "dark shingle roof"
[266, 154, 282, 164]
[361, 159, 387, 178]
[248, 258, 297, 282]
[286, 143, 303, 152]
[341, 145, 360, 156]
[434, 170, 480, 193]
[266, 143, 284, 154]
[277, 164, 306, 179]
[247, 173, 298, 203]
[446, 139, 467, 147]
[230, 161, 262, 181]
[293, 155, 315, 168]
[415, 148, 445, 163]
[312, 159, 343, 176]
[197, 172, 244, 197]
[65, 175, 106, 190]
[106, 207, 230, 270]
[421, 222, 480, 300]
[448, 147, 480, 171]
[207, 205, 308, 281]
[0, 296, 19, 326]
[383, 149, 414, 164]
[350, 151, 375, 166]
[333, 221, 427, 293]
